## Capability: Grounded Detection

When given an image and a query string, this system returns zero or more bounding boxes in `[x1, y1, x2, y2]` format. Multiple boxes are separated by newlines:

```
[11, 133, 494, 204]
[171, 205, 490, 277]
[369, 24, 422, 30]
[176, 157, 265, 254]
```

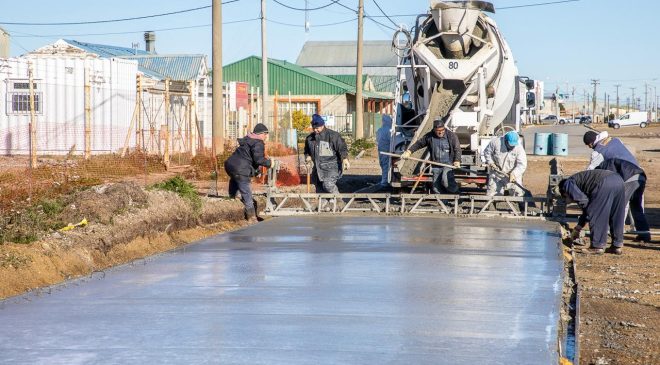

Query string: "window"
[7, 93, 43, 114]
[276, 100, 319, 117]
[6, 80, 43, 115]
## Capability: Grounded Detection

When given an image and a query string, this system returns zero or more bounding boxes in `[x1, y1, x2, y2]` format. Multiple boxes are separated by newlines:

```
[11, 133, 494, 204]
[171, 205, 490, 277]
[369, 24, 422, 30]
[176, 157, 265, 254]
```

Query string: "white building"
[0, 56, 137, 155]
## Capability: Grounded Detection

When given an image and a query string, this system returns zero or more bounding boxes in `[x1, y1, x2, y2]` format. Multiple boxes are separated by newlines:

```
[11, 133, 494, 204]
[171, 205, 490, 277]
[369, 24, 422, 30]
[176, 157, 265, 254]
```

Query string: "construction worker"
[401, 117, 461, 194]
[558, 169, 626, 254]
[584, 130, 649, 242]
[224, 123, 274, 222]
[583, 130, 638, 170]
[596, 158, 651, 243]
[482, 131, 527, 197]
[304, 114, 350, 194]
[376, 115, 393, 186]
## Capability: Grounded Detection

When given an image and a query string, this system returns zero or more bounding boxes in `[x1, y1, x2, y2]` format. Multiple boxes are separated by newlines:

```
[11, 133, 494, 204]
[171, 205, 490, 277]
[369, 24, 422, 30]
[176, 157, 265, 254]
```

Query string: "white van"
[608, 112, 653, 129]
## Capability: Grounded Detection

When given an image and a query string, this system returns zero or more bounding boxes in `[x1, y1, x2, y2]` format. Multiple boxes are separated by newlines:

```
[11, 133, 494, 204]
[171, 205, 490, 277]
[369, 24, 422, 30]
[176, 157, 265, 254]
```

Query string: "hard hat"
[504, 131, 519, 146]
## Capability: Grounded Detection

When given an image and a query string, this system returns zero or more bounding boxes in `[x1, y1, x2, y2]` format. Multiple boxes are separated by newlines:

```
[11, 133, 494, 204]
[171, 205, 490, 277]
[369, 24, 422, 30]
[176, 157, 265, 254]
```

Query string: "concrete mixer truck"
[389, 0, 532, 190]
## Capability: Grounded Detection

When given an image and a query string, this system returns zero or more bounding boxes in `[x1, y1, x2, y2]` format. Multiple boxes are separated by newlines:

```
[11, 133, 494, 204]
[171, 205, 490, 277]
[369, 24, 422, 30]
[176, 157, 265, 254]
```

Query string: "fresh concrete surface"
[0, 217, 563, 364]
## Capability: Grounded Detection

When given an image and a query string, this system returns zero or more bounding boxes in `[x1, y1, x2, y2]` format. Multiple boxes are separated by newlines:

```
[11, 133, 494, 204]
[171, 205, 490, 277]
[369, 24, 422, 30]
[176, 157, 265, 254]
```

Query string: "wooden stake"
[164, 79, 170, 168]
[28, 62, 37, 168]
[84, 67, 92, 159]
[136, 74, 143, 150]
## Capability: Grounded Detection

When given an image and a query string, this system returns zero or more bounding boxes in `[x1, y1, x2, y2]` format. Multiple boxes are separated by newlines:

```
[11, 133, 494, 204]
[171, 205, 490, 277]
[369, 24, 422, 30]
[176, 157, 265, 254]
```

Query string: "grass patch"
[151, 176, 202, 212]
[0, 251, 32, 269]
[0, 198, 67, 244]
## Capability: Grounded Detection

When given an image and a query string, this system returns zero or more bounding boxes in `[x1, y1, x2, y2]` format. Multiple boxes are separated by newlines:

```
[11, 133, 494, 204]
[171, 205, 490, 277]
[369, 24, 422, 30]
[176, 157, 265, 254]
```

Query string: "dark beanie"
[433, 117, 446, 129]
[583, 131, 598, 146]
[311, 114, 325, 127]
[253, 123, 269, 134]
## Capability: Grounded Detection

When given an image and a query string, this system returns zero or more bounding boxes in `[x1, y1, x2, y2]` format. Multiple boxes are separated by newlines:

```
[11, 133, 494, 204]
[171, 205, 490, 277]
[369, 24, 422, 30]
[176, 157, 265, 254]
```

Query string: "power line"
[0, 1, 241, 26]
[268, 17, 356, 28]
[371, 0, 398, 28]
[499, 0, 580, 10]
[272, 0, 339, 11]
[9, 18, 260, 38]
[332, 0, 357, 13]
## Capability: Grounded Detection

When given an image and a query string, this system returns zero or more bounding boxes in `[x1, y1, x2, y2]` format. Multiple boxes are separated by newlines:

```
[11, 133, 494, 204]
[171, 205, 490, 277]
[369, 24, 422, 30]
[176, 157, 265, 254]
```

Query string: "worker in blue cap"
[303, 114, 349, 194]
[482, 131, 527, 196]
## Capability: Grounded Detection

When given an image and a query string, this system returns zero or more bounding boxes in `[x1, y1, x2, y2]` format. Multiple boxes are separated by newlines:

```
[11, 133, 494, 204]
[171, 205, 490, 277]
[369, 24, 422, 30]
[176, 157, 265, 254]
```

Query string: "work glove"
[488, 162, 499, 171]
[305, 155, 313, 169]
[509, 173, 516, 183]
[571, 225, 583, 240]
[453, 161, 461, 168]
[400, 150, 412, 159]
[342, 159, 351, 171]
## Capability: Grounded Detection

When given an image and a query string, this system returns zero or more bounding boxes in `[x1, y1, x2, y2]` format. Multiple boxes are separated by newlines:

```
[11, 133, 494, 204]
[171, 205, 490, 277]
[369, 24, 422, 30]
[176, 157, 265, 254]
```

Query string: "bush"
[151, 176, 202, 212]
[349, 138, 376, 157]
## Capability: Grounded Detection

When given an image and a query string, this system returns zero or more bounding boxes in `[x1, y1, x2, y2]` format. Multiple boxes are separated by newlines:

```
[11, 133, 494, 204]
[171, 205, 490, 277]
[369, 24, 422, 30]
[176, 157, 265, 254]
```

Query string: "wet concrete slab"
[0, 217, 563, 364]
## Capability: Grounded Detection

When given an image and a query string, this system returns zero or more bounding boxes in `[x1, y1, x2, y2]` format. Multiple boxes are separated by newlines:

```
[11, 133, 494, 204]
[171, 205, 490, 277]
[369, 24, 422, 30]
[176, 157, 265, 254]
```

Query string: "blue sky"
[3, 0, 659, 106]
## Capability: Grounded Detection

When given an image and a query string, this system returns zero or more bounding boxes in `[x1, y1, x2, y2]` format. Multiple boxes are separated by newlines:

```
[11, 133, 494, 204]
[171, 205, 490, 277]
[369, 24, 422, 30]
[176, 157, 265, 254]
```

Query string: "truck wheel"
[613, 123, 620, 129]
[640, 122, 648, 128]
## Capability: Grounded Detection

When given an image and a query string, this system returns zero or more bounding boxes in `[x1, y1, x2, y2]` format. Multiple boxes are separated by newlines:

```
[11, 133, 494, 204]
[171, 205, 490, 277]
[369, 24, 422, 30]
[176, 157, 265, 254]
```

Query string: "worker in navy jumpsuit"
[559, 170, 626, 251]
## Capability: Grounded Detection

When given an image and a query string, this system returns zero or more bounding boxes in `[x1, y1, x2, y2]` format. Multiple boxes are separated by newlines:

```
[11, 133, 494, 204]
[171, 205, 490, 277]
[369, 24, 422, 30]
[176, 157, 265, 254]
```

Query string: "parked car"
[558, 116, 573, 124]
[608, 112, 650, 129]
[541, 114, 559, 124]
[575, 115, 592, 124]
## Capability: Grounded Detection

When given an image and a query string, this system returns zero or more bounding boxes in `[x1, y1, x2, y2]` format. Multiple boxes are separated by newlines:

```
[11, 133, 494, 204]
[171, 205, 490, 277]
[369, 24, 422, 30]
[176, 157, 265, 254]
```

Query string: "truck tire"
[613, 123, 621, 129]
[640, 122, 648, 128]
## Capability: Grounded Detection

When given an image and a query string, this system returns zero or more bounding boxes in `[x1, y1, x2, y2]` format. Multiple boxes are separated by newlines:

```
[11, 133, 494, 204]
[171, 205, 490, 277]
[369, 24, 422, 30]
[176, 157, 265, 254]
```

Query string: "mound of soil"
[60, 182, 148, 225]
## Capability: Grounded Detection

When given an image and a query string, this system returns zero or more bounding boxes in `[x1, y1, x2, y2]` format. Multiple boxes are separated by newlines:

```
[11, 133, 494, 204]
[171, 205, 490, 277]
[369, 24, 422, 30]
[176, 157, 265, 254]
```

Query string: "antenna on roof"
[131, 42, 140, 55]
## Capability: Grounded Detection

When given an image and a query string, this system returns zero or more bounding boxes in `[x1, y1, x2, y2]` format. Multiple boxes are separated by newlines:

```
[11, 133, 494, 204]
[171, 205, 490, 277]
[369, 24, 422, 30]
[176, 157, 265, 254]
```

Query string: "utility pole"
[614, 84, 621, 117]
[261, 0, 270, 129]
[212, 0, 224, 154]
[626, 97, 630, 113]
[571, 87, 575, 119]
[355, 0, 365, 139]
[644, 82, 648, 111]
[653, 86, 658, 122]
[630, 87, 636, 111]
[590, 79, 599, 122]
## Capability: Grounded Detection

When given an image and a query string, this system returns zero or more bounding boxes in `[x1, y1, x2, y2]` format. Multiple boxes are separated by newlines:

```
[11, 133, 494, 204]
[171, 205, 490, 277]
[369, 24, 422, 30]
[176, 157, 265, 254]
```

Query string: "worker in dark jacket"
[304, 114, 350, 194]
[559, 169, 626, 254]
[224, 123, 273, 222]
[401, 117, 461, 193]
[596, 158, 651, 242]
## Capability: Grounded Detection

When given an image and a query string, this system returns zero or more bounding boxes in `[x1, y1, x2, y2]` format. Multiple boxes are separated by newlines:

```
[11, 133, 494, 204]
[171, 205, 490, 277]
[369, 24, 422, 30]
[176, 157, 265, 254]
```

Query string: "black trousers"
[587, 174, 626, 248]
[228, 175, 254, 216]
[624, 178, 650, 234]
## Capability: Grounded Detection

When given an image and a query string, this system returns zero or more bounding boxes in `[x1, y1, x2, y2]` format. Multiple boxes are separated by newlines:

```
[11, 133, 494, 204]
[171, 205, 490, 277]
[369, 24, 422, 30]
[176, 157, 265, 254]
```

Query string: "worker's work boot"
[633, 234, 652, 243]
[580, 246, 605, 255]
[606, 246, 623, 255]
[245, 209, 258, 224]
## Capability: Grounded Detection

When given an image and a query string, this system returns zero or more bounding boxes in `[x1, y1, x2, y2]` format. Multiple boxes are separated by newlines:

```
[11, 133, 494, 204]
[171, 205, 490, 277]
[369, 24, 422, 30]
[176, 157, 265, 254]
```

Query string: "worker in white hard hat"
[482, 131, 527, 197]
[376, 115, 393, 186]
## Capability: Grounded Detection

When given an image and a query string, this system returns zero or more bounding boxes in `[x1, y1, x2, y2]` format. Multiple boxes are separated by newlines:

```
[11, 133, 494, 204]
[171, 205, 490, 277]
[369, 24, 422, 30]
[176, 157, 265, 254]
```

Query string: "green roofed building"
[223, 56, 394, 124]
